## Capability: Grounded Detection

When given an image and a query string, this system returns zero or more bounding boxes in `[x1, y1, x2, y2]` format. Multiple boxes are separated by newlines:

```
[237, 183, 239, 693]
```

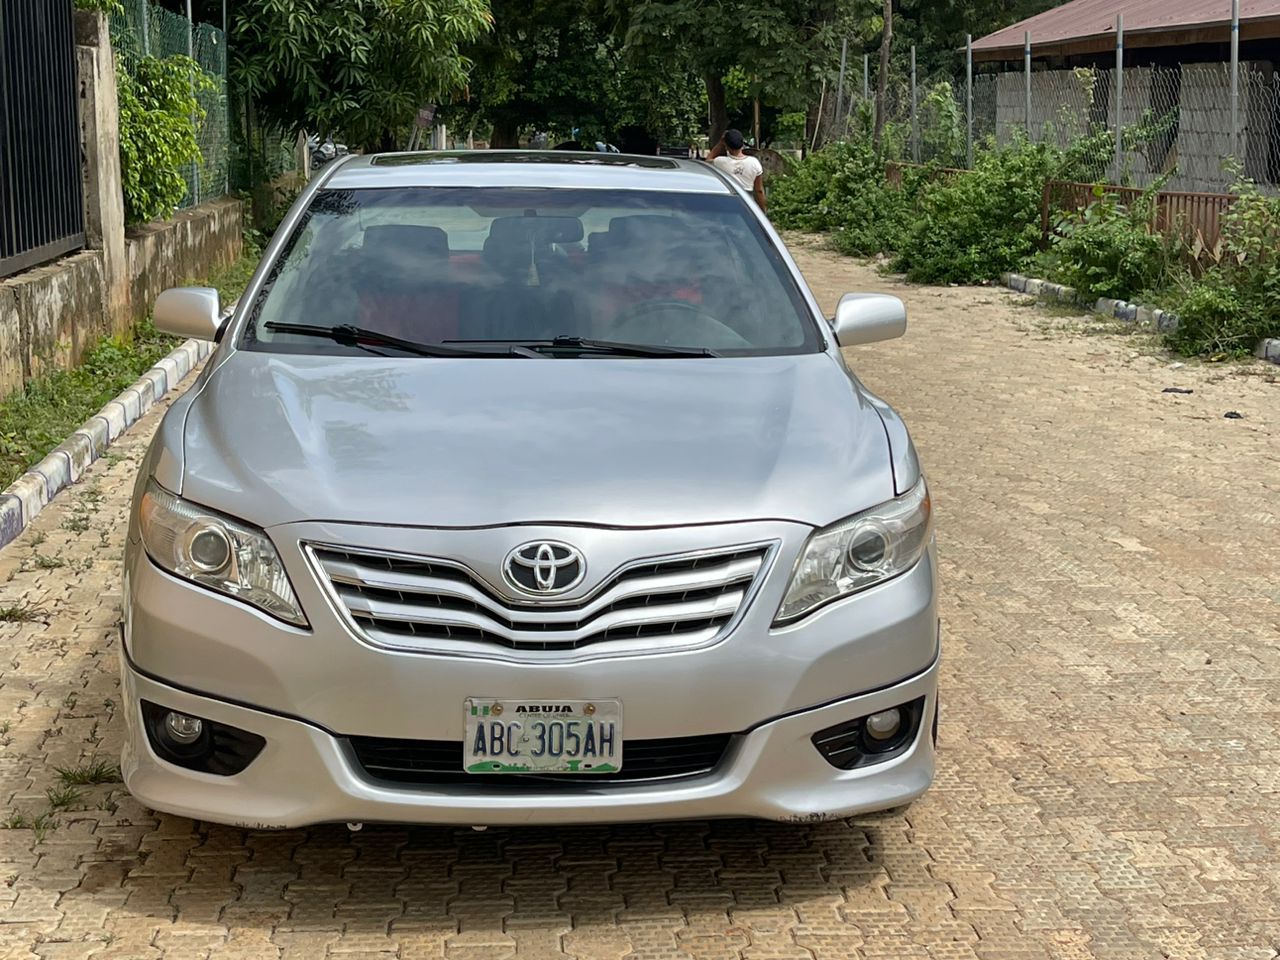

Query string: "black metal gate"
[0, 0, 86, 279]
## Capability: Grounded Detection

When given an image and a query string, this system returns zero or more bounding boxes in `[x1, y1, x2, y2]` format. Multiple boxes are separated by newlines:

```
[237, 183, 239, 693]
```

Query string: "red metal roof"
[973, 0, 1280, 56]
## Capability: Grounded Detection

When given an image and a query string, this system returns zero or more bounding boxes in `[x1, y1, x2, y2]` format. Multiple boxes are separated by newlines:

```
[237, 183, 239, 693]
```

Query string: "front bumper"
[121, 654, 938, 828]
[122, 518, 940, 826]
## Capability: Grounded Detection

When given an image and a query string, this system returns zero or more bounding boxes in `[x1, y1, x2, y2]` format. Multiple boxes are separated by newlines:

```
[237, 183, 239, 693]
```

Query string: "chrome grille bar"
[310, 542, 771, 653]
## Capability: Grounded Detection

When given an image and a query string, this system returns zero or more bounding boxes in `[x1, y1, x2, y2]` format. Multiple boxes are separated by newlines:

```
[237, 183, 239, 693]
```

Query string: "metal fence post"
[910, 45, 919, 162]
[186, 0, 201, 205]
[966, 34, 973, 168]
[1230, 0, 1240, 162]
[835, 37, 847, 135]
[1024, 31, 1032, 139]
[139, 0, 150, 56]
[1113, 14, 1123, 184]
[863, 54, 869, 101]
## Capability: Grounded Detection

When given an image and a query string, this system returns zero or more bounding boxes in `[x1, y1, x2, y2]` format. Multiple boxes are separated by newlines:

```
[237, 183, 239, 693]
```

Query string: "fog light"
[141, 701, 265, 776]
[865, 708, 902, 741]
[811, 696, 926, 770]
[163, 711, 204, 745]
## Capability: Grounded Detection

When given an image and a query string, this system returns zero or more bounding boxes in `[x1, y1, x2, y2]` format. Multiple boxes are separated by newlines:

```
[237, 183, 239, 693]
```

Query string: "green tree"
[229, 0, 492, 152]
[615, 0, 865, 147]
[444, 0, 704, 148]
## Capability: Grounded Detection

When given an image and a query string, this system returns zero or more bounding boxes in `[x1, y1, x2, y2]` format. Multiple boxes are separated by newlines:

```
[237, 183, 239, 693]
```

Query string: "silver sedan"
[120, 151, 939, 828]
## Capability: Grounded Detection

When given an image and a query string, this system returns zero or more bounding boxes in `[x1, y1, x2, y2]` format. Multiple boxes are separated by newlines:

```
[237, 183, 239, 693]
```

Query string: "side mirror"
[832, 293, 907, 347]
[154, 287, 224, 341]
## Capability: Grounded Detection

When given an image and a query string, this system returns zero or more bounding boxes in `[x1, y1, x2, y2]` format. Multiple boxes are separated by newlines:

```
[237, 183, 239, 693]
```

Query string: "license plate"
[463, 698, 623, 774]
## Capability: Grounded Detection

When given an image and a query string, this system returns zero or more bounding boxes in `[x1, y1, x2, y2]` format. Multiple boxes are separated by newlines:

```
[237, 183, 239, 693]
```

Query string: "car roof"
[324, 151, 734, 194]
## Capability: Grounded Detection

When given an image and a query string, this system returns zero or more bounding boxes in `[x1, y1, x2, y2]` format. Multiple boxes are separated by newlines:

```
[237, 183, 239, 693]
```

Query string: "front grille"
[310, 542, 771, 652]
[347, 733, 733, 786]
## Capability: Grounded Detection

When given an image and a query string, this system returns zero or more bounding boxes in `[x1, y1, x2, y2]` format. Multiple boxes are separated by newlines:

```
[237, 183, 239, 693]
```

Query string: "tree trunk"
[490, 118, 520, 149]
[873, 0, 892, 153]
[706, 73, 728, 148]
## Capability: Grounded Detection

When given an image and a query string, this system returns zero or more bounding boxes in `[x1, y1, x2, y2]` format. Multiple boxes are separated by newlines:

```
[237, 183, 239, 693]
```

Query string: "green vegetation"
[1038, 185, 1178, 303]
[231, 0, 491, 152]
[117, 55, 214, 225]
[0, 248, 259, 489]
[55, 757, 123, 786]
[0, 601, 49, 624]
[774, 136, 1280, 357]
[1161, 178, 1280, 356]
[45, 785, 83, 811]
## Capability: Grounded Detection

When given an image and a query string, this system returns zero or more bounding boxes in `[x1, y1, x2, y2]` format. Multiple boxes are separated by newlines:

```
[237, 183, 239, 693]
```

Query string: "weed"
[28, 530, 45, 547]
[46, 785, 83, 810]
[0, 601, 48, 623]
[2, 813, 30, 829]
[62, 513, 90, 533]
[56, 757, 122, 785]
[32, 555, 65, 570]
[0, 720, 9, 735]
[98, 529, 111, 547]
[30, 812, 55, 841]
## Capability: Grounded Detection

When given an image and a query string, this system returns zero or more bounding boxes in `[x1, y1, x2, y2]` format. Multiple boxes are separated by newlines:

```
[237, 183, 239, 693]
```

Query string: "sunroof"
[371, 151, 680, 170]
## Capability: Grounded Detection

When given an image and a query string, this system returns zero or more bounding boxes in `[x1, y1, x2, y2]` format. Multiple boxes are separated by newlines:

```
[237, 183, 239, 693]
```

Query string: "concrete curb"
[0, 308, 231, 551]
[1002, 273, 1280, 362]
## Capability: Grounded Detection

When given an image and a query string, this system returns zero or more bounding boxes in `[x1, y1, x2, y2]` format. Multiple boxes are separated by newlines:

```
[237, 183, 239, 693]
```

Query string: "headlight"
[775, 478, 931, 624]
[139, 480, 307, 626]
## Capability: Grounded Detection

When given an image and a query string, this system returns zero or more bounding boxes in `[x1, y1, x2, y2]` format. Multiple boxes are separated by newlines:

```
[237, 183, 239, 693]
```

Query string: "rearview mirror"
[154, 287, 223, 341]
[832, 293, 907, 347]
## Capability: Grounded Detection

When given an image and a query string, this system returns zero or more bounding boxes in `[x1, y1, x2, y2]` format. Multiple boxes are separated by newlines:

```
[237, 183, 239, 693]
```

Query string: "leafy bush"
[117, 55, 212, 225]
[769, 142, 860, 232]
[769, 140, 923, 255]
[75, 0, 123, 13]
[891, 137, 1062, 284]
[1040, 185, 1179, 302]
[1163, 176, 1280, 356]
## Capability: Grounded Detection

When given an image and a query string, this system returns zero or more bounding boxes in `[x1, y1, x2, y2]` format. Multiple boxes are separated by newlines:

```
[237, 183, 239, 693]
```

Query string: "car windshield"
[243, 187, 821, 357]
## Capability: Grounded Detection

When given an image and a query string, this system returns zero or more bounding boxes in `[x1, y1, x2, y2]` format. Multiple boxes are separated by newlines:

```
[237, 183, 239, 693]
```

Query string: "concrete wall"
[0, 12, 245, 400]
[126, 197, 244, 322]
[0, 254, 107, 396]
[76, 14, 129, 334]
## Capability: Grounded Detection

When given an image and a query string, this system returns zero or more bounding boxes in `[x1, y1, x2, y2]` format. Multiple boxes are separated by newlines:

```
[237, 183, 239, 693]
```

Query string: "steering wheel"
[610, 299, 752, 350]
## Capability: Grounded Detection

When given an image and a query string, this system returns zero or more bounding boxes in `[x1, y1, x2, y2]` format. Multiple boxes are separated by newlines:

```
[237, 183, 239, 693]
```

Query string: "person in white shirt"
[708, 129, 766, 212]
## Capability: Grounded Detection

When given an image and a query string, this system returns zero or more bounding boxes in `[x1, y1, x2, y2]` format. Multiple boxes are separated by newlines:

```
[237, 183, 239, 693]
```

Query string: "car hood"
[178, 350, 894, 529]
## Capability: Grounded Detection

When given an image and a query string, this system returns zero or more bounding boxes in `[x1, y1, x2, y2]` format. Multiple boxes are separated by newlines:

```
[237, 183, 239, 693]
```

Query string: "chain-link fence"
[812, 46, 1279, 195]
[229, 88, 302, 194]
[109, 0, 230, 208]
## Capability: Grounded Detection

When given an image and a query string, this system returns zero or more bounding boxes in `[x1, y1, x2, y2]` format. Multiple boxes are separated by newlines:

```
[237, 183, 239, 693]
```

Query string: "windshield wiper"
[264, 322, 542, 358]
[447, 336, 719, 358]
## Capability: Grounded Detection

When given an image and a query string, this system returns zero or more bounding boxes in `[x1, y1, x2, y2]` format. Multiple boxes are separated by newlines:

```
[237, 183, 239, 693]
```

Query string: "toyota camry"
[121, 151, 939, 828]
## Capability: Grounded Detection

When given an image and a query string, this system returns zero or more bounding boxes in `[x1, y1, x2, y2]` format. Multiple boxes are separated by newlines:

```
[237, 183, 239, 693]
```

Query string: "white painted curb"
[0, 307, 232, 550]
[1000, 273, 1279, 363]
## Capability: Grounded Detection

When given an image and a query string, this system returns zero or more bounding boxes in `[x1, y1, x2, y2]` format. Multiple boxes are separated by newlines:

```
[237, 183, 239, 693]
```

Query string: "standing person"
[708, 129, 766, 212]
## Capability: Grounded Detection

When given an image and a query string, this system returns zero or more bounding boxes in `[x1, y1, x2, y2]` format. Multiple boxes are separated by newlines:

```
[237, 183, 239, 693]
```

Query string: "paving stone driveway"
[0, 241, 1277, 960]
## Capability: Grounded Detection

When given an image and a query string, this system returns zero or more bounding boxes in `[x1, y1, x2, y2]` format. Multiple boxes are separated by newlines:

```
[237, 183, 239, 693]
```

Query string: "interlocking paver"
[0, 241, 1276, 959]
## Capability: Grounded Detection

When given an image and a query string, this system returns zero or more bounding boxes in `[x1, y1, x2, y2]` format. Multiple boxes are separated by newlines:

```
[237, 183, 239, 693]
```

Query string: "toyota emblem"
[504, 541, 586, 595]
